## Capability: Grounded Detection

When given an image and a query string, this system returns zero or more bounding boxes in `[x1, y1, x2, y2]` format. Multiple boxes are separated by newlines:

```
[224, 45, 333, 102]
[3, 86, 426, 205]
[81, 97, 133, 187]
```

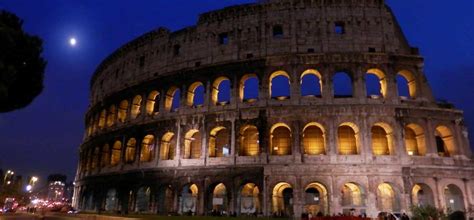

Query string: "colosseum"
[74, 0, 474, 218]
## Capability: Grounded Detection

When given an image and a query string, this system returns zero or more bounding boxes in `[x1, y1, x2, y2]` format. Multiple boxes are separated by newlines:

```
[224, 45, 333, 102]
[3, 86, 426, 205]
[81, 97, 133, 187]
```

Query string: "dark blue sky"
[0, 1, 473, 185]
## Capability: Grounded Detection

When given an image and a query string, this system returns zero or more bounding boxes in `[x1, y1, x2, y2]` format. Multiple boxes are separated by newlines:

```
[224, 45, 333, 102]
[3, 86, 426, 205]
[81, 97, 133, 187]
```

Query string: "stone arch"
[101, 144, 110, 168]
[366, 68, 387, 98]
[239, 125, 259, 156]
[337, 122, 360, 155]
[209, 126, 230, 157]
[269, 70, 290, 99]
[105, 188, 119, 212]
[304, 182, 329, 216]
[184, 129, 201, 159]
[371, 122, 394, 156]
[397, 70, 417, 99]
[106, 105, 116, 127]
[165, 86, 180, 112]
[131, 95, 142, 119]
[145, 90, 160, 115]
[239, 183, 261, 215]
[125, 138, 137, 163]
[444, 184, 465, 212]
[239, 74, 259, 102]
[91, 146, 100, 170]
[270, 123, 292, 156]
[118, 100, 128, 123]
[341, 182, 365, 207]
[208, 183, 228, 214]
[435, 125, 456, 157]
[81, 189, 95, 211]
[179, 183, 199, 214]
[412, 183, 435, 207]
[111, 140, 122, 166]
[160, 132, 176, 160]
[140, 135, 155, 162]
[212, 76, 231, 105]
[376, 183, 400, 212]
[300, 69, 322, 97]
[302, 122, 326, 155]
[187, 81, 205, 107]
[333, 71, 353, 98]
[157, 184, 175, 214]
[98, 109, 106, 129]
[272, 182, 293, 217]
[405, 123, 426, 156]
[135, 186, 152, 212]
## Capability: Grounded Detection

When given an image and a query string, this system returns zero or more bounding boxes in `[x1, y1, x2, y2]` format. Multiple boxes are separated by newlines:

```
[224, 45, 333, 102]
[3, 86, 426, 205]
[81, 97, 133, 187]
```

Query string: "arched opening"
[270, 123, 292, 156]
[366, 68, 387, 98]
[240, 74, 259, 102]
[101, 144, 110, 168]
[184, 129, 201, 159]
[146, 90, 160, 115]
[333, 72, 353, 98]
[212, 77, 231, 105]
[209, 127, 230, 157]
[111, 141, 122, 166]
[158, 185, 174, 214]
[412, 184, 435, 207]
[210, 183, 228, 214]
[140, 135, 155, 162]
[131, 95, 142, 119]
[239, 125, 259, 156]
[105, 189, 119, 212]
[304, 182, 329, 216]
[341, 183, 364, 207]
[165, 87, 180, 112]
[435, 126, 456, 157]
[444, 184, 465, 212]
[269, 71, 290, 100]
[187, 82, 205, 107]
[239, 183, 260, 215]
[106, 105, 116, 127]
[303, 123, 326, 155]
[405, 124, 426, 156]
[135, 187, 151, 213]
[118, 100, 128, 123]
[125, 138, 137, 163]
[300, 69, 322, 97]
[337, 123, 359, 155]
[371, 123, 393, 156]
[377, 183, 400, 212]
[272, 182, 293, 217]
[87, 118, 93, 136]
[98, 109, 106, 129]
[82, 191, 94, 211]
[179, 184, 198, 214]
[160, 132, 176, 160]
[397, 70, 417, 99]
[91, 147, 100, 170]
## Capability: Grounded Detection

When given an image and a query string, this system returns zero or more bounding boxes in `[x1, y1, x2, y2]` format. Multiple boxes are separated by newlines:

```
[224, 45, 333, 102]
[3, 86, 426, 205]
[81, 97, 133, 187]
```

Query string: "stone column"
[231, 119, 236, 164]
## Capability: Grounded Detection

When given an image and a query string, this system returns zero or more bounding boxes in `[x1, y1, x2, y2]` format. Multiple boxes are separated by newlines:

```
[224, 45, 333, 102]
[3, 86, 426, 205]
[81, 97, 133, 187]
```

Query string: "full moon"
[69, 38, 77, 46]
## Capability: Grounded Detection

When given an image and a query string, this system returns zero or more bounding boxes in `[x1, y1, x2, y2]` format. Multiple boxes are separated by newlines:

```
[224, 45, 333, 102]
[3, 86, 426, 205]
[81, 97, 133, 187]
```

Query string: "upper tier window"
[219, 33, 229, 45]
[273, 25, 283, 38]
[335, 22, 345, 35]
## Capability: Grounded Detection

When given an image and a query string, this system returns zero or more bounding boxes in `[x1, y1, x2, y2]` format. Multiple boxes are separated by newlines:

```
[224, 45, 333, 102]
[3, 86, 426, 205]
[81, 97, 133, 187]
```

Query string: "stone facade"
[74, 0, 474, 218]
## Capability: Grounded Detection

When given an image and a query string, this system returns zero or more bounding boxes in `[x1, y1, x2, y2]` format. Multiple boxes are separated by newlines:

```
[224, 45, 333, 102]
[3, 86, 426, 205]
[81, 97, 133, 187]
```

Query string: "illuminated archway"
[366, 68, 387, 98]
[187, 82, 205, 107]
[210, 183, 228, 213]
[239, 74, 259, 102]
[160, 132, 176, 160]
[341, 182, 364, 207]
[212, 77, 231, 105]
[377, 183, 400, 212]
[435, 126, 456, 157]
[405, 124, 426, 156]
[337, 123, 359, 155]
[125, 138, 137, 163]
[371, 123, 393, 156]
[184, 129, 201, 159]
[140, 135, 155, 162]
[110, 141, 122, 166]
[98, 109, 106, 129]
[179, 184, 198, 214]
[304, 182, 329, 216]
[300, 69, 322, 97]
[270, 123, 292, 155]
[397, 70, 417, 99]
[131, 95, 142, 119]
[303, 123, 326, 155]
[106, 105, 116, 127]
[240, 183, 260, 214]
[165, 87, 180, 112]
[272, 182, 293, 217]
[209, 127, 230, 157]
[101, 144, 110, 168]
[269, 71, 290, 99]
[239, 125, 259, 156]
[412, 184, 434, 207]
[146, 90, 160, 115]
[118, 100, 128, 123]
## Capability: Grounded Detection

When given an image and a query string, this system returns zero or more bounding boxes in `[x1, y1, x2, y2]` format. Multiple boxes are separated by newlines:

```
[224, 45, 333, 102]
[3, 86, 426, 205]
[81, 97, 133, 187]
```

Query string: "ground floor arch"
[412, 183, 435, 207]
[304, 182, 329, 216]
[444, 184, 465, 212]
[179, 184, 199, 215]
[272, 182, 293, 217]
[105, 189, 119, 212]
[208, 183, 228, 215]
[135, 186, 152, 213]
[239, 183, 261, 215]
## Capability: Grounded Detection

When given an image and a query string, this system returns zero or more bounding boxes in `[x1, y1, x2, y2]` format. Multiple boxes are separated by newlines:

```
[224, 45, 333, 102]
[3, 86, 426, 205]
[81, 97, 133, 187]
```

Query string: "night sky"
[0, 1, 473, 186]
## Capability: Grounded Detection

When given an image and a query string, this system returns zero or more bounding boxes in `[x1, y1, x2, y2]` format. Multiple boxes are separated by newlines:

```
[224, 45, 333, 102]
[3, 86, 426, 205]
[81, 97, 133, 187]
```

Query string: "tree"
[0, 10, 46, 112]
[410, 205, 447, 220]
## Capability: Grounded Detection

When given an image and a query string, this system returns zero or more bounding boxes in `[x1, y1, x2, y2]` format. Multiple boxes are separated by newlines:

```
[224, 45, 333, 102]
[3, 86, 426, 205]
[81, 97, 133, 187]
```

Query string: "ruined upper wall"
[90, 0, 416, 104]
